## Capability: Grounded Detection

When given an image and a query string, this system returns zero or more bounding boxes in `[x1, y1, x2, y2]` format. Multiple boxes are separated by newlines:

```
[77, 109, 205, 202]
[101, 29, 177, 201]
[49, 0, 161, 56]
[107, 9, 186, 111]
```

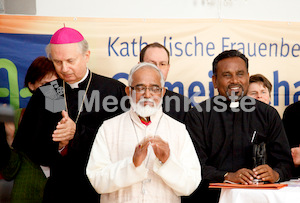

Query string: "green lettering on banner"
[0, 58, 20, 109]
[0, 59, 32, 109]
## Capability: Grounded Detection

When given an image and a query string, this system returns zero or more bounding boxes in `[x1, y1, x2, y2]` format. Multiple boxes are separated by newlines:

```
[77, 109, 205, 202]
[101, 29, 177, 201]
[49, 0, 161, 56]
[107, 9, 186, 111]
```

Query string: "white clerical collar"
[67, 68, 89, 89]
[230, 101, 239, 108]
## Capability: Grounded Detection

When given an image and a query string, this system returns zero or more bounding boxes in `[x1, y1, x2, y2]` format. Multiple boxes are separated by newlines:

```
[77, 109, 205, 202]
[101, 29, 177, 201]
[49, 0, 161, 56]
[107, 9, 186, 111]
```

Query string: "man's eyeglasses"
[130, 85, 162, 94]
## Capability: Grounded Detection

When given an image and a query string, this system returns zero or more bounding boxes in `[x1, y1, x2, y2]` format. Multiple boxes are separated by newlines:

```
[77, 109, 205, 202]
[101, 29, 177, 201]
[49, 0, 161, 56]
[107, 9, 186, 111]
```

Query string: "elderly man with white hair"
[86, 62, 201, 203]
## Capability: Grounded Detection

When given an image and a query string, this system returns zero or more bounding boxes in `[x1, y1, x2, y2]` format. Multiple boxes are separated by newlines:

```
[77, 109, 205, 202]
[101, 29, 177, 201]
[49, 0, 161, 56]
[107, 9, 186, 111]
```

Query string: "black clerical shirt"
[13, 71, 126, 203]
[186, 96, 292, 182]
[282, 100, 300, 178]
[183, 96, 293, 203]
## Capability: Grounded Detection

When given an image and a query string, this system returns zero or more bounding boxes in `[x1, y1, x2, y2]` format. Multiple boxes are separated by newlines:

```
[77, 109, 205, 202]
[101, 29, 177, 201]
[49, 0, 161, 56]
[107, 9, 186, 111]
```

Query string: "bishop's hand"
[133, 137, 151, 167]
[149, 136, 170, 164]
[52, 110, 76, 149]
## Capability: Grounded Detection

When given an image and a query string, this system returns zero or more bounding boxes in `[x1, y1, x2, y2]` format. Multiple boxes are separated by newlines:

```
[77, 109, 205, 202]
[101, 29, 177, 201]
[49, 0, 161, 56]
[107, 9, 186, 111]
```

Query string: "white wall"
[2, 0, 36, 14]
[35, 0, 300, 22]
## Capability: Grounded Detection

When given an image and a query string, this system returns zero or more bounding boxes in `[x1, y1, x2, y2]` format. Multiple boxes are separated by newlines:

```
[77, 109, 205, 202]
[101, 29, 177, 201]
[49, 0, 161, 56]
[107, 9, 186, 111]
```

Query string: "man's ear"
[212, 75, 218, 89]
[162, 87, 166, 97]
[125, 86, 130, 96]
[84, 50, 91, 63]
[165, 64, 170, 77]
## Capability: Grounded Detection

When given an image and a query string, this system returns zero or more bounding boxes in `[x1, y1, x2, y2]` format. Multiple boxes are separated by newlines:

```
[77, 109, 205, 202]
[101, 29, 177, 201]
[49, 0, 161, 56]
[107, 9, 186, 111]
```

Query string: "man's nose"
[231, 75, 238, 84]
[143, 88, 151, 98]
[61, 62, 69, 72]
[257, 92, 262, 98]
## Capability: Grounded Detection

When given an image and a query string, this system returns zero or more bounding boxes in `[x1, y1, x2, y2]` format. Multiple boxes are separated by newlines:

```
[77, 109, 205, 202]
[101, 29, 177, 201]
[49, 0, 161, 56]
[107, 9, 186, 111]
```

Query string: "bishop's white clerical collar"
[67, 68, 89, 89]
[230, 101, 239, 108]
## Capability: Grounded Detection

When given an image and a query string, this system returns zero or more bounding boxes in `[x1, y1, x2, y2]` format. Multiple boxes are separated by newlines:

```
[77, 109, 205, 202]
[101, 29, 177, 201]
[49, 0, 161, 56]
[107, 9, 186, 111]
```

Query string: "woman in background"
[247, 74, 272, 105]
[0, 56, 58, 203]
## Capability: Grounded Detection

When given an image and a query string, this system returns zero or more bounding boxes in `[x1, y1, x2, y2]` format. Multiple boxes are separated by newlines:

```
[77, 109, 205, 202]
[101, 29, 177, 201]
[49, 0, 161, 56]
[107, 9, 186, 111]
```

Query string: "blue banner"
[0, 33, 52, 109]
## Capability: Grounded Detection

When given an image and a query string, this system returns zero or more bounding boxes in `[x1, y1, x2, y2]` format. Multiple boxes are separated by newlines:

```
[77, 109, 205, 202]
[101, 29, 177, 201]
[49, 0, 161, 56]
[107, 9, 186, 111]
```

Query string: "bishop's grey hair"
[45, 39, 89, 60]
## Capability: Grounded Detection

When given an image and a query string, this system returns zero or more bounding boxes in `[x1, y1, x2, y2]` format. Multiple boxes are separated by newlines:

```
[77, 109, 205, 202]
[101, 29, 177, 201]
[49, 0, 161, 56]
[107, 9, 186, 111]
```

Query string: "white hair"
[45, 39, 89, 60]
[128, 62, 165, 87]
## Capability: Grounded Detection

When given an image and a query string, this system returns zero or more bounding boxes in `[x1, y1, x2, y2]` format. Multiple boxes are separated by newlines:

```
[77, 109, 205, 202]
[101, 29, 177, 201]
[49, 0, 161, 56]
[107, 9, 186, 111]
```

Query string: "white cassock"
[86, 107, 201, 203]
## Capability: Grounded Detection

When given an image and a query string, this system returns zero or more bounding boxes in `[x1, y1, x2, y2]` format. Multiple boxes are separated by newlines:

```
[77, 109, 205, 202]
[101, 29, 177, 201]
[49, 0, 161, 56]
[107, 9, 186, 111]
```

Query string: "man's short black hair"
[212, 50, 248, 76]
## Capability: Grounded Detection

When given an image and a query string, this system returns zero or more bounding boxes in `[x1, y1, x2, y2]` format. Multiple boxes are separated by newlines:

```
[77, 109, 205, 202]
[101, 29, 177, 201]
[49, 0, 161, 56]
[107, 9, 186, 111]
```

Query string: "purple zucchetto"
[50, 27, 84, 44]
